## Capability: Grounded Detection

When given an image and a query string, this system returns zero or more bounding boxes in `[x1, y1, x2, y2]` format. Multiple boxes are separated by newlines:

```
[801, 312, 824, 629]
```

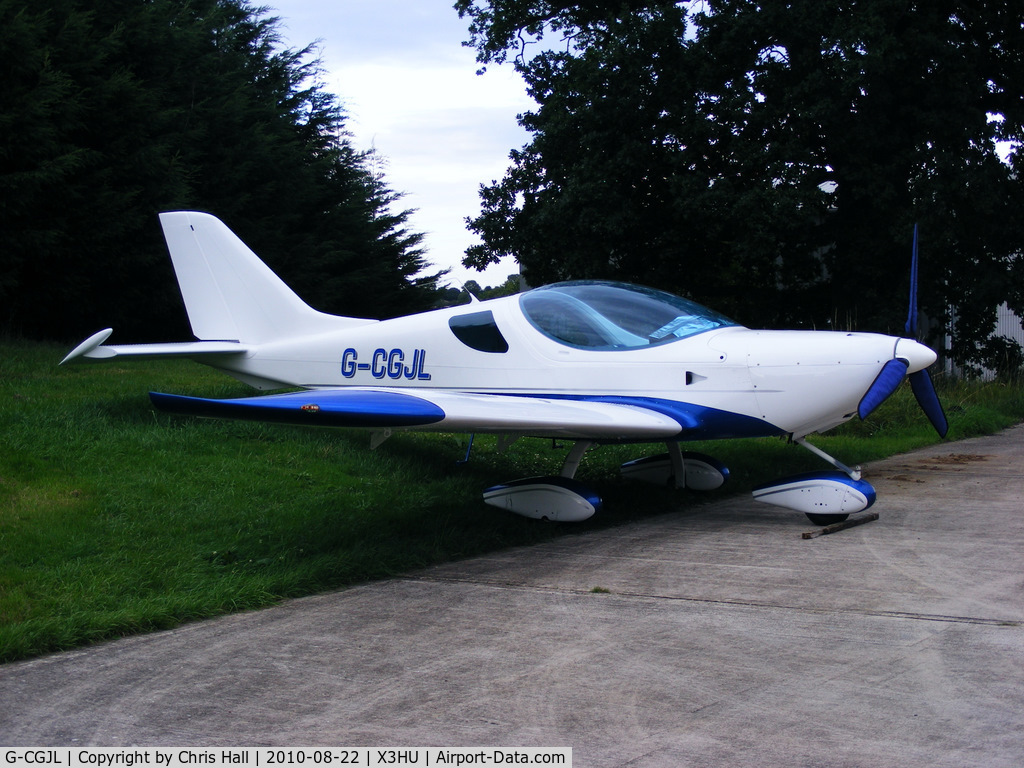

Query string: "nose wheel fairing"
[752, 471, 876, 518]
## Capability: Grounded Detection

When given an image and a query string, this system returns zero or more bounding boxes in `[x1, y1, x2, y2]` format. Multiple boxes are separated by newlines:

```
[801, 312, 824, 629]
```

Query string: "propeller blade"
[909, 368, 949, 438]
[897, 224, 947, 437]
[858, 358, 909, 420]
[905, 223, 919, 336]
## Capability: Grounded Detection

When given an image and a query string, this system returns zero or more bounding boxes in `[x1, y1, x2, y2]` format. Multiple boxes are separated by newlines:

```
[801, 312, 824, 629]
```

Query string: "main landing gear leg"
[560, 440, 593, 478]
[667, 442, 686, 489]
[619, 443, 729, 490]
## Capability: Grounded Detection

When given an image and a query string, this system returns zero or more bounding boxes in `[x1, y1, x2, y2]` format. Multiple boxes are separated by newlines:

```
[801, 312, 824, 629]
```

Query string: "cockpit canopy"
[520, 281, 737, 350]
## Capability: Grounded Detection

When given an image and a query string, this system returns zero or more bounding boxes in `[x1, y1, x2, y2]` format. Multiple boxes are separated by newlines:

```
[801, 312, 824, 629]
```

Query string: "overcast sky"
[265, 0, 532, 289]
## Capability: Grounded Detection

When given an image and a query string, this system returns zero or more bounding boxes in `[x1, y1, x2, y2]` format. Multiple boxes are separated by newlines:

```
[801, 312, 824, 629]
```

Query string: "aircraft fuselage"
[205, 293, 933, 442]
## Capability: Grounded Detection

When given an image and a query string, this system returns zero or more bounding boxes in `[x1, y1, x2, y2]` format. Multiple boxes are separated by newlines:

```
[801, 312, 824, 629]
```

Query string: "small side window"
[448, 310, 509, 353]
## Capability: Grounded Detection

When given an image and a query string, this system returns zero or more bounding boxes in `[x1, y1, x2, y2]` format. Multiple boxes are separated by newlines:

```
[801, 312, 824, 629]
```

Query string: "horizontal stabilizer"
[62, 332, 250, 365]
[61, 329, 114, 364]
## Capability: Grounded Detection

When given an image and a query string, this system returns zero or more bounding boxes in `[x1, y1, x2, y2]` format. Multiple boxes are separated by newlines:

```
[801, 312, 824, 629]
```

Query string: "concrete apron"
[2, 426, 1023, 767]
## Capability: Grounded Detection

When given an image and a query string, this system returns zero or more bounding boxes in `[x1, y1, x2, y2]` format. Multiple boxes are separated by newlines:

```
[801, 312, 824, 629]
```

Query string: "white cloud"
[267, 0, 532, 288]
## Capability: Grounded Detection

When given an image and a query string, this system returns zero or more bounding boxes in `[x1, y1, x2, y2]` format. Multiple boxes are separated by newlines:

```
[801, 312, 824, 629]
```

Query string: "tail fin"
[159, 211, 374, 344]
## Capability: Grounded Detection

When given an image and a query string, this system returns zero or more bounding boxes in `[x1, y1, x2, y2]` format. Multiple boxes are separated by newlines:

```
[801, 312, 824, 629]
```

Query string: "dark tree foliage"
[457, 0, 1024, 370]
[1, 0, 441, 342]
[432, 274, 522, 307]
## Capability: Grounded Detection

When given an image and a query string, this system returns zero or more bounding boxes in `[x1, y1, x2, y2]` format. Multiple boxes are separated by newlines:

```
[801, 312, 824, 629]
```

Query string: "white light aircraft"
[63, 212, 948, 523]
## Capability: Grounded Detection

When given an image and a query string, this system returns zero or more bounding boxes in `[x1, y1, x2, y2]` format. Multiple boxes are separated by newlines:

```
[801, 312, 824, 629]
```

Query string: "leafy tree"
[480, 273, 523, 299]
[457, 0, 1024, 369]
[431, 273, 521, 307]
[0, 0, 441, 342]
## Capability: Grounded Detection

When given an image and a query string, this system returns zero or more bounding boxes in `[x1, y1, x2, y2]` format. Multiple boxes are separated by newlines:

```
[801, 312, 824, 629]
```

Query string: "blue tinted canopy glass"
[520, 281, 737, 350]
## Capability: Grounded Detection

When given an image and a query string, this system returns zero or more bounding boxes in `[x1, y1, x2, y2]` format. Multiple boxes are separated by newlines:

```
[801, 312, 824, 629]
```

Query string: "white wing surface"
[150, 387, 685, 440]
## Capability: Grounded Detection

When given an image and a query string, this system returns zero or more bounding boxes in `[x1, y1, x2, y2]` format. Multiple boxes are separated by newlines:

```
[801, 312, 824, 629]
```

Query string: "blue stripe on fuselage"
[509, 393, 786, 441]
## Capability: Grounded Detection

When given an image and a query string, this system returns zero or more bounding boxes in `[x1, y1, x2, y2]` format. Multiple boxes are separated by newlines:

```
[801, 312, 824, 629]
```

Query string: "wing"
[149, 388, 687, 440]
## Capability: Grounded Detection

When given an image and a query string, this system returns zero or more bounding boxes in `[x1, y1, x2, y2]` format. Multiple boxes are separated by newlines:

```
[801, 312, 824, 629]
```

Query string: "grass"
[3, 339, 1024, 662]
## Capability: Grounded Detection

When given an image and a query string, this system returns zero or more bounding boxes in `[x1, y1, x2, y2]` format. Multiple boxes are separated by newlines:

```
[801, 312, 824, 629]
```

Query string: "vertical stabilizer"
[159, 211, 372, 344]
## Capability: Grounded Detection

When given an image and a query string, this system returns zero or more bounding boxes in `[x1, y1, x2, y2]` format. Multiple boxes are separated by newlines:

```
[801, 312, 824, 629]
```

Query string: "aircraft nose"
[895, 338, 937, 373]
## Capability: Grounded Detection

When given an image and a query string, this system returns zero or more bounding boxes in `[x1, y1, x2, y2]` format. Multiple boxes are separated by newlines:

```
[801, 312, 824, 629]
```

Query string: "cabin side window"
[448, 310, 509, 353]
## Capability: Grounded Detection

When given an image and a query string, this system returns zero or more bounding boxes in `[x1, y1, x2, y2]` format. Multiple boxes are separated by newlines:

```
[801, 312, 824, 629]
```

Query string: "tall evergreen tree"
[0, 0, 440, 341]
[457, 0, 1024, 370]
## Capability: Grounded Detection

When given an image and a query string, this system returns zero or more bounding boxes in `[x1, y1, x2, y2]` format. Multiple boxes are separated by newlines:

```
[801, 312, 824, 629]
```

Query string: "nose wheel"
[805, 513, 850, 526]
